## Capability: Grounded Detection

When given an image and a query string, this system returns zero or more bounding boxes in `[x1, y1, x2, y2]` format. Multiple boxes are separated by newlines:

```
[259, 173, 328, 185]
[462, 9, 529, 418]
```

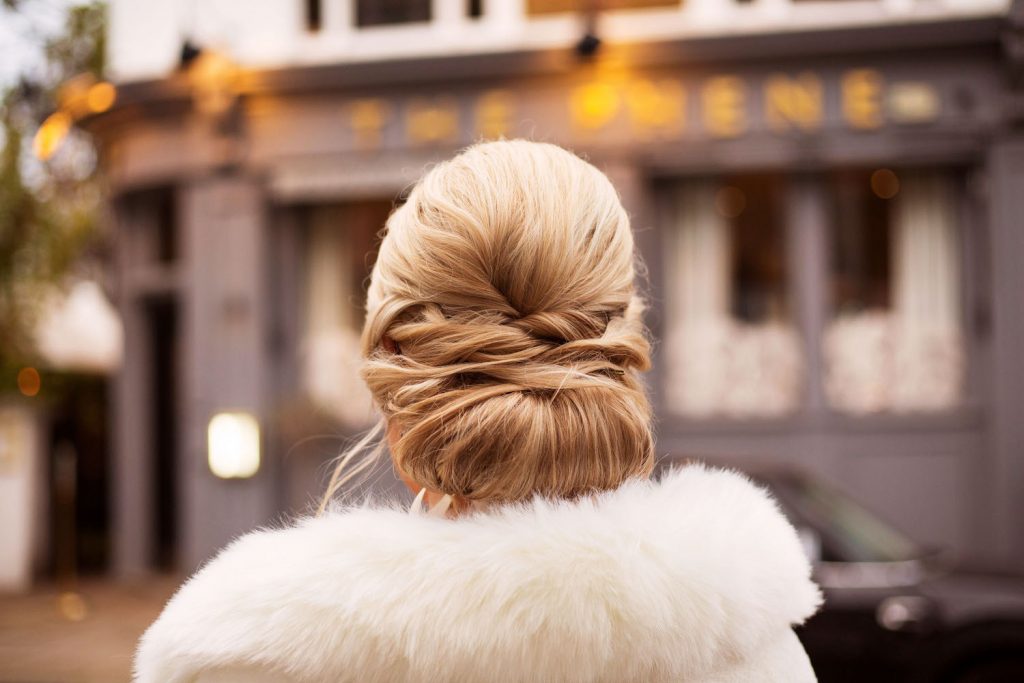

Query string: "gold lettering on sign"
[349, 98, 391, 148]
[475, 90, 514, 140]
[625, 79, 685, 138]
[842, 69, 884, 130]
[764, 73, 823, 132]
[702, 76, 746, 138]
[406, 98, 460, 145]
[570, 82, 621, 130]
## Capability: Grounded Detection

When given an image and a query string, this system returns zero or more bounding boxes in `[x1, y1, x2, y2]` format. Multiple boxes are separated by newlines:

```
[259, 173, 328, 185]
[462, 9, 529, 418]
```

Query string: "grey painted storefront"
[94, 14, 1024, 574]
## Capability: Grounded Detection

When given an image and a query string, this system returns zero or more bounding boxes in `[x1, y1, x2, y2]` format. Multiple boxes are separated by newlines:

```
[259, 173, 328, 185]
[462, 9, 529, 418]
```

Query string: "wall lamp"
[208, 411, 261, 479]
[178, 39, 241, 117]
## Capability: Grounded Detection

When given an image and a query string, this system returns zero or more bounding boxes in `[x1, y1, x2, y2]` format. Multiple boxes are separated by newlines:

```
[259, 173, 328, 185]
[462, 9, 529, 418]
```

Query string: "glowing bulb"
[870, 169, 900, 199]
[208, 412, 260, 479]
[715, 186, 747, 218]
[86, 82, 116, 113]
[188, 50, 241, 116]
[570, 82, 620, 130]
[17, 367, 41, 397]
[33, 112, 71, 160]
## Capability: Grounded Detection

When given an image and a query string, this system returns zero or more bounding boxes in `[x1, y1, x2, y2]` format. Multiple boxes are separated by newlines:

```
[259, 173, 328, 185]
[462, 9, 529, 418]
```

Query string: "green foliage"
[0, 1, 107, 389]
[47, 2, 107, 79]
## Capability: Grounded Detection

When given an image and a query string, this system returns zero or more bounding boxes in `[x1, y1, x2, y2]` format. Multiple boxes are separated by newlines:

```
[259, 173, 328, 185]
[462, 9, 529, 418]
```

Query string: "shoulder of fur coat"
[134, 464, 823, 683]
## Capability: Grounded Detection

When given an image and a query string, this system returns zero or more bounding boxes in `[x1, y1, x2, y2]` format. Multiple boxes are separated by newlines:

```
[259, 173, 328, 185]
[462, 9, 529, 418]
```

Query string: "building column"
[597, 157, 664, 398]
[787, 175, 830, 417]
[984, 1, 1024, 568]
[597, 158, 659, 324]
[111, 201, 155, 578]
[178, 173, 276, 572]
[985, 134, 1024, 569]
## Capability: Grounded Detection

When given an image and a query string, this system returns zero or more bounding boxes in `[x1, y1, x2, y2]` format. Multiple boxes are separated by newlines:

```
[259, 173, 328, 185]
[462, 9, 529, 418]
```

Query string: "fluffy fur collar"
[135, 465, 822, 682]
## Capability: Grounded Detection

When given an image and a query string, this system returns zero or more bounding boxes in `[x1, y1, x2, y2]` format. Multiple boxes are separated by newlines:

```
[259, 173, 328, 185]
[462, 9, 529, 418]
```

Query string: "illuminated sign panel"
[239, 63, 971, 181]
[322, 68, 942, 152]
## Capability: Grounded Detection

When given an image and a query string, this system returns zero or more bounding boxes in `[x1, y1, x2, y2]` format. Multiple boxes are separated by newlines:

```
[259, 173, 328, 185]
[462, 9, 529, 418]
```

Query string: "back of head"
[360, 139, 653, 503]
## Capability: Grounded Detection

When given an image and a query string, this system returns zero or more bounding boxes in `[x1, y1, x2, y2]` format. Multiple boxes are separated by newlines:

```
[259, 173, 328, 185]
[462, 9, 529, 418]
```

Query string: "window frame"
[653, 164, 984, 431]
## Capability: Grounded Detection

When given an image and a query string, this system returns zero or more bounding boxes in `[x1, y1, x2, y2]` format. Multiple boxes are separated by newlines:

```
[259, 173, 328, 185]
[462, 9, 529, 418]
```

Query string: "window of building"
[355, 0, 431, 27]
[301, 202, 389, 427]
[823, 169, 965, 414]
[663, 175, 803, 418]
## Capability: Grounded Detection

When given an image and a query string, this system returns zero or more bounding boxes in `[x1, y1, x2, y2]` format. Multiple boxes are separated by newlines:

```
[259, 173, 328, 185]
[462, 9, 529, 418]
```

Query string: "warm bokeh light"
[207, 412, 260, 479]
[715, 185, 747, 218]
[16, 367, 41, 397]
[870, 168, 900, 199]
[57, 591, 88, 622]
[32, 112, 71, 161]
[56, 72, 97, 118]
[86, 81, 117, 113]
[570, 82, 621, 130]
[187, 50, 242, 116]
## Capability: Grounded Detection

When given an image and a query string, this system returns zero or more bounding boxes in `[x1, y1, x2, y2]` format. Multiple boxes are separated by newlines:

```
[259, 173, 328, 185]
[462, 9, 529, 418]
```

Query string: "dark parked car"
[706, 464, 1024, 683]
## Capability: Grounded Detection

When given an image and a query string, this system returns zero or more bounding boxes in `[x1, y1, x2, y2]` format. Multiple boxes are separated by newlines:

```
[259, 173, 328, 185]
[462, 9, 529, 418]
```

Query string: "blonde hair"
[320, 139, 654, 510]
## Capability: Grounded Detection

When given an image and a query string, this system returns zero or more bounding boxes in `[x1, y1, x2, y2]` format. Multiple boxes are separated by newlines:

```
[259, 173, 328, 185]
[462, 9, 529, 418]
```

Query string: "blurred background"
[2, 0, 1024, 681]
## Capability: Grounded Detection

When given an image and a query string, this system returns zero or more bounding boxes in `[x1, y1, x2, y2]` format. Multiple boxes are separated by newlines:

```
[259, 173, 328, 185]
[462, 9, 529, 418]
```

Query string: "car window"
[766, 475, 922, 563]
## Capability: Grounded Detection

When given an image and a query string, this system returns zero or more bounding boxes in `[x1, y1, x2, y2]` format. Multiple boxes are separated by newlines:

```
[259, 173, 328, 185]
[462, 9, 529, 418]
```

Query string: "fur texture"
[135, 464, 823, 682]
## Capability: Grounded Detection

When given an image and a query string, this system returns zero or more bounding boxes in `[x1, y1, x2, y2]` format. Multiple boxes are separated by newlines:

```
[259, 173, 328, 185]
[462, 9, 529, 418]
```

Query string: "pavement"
[0, 576, 180, 683]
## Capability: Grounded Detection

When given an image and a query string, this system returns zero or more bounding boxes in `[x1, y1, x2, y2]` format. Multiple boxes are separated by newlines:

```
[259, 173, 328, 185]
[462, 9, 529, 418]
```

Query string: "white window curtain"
[664, 181, 803, 418]
[824, 172, 965, 413]
[302, 207, 375, 428]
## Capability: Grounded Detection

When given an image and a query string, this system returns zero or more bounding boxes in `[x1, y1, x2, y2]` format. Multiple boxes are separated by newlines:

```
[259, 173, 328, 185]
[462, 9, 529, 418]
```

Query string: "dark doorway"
[47, 373, 112, 576]
[146, 297, 179, 571]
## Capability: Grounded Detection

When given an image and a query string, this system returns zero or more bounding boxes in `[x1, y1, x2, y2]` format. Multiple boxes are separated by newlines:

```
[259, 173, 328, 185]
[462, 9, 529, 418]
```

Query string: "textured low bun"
[326, 139, 654, 506]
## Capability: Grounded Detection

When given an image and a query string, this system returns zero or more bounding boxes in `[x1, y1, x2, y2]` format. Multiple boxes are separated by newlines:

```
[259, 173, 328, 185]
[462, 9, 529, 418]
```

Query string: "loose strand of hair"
[317, 419, 387, 515]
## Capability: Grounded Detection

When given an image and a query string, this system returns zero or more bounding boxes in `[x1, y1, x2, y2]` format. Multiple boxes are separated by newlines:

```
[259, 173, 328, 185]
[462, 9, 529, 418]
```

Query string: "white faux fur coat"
[135, 465, 823, 683]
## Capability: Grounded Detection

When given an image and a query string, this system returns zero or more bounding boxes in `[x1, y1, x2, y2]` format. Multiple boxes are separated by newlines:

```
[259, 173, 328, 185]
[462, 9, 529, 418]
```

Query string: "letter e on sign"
[703, 76, 747, 138]
[843, 69, 884, 130]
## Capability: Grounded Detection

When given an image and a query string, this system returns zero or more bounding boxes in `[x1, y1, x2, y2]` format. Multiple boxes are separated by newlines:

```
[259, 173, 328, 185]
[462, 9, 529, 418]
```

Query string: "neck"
[418, 489, 474, 518]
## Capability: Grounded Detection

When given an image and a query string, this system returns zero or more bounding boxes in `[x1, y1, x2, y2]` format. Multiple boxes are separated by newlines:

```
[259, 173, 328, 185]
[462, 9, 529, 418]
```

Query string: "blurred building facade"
[89, 0, 1024, 575]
